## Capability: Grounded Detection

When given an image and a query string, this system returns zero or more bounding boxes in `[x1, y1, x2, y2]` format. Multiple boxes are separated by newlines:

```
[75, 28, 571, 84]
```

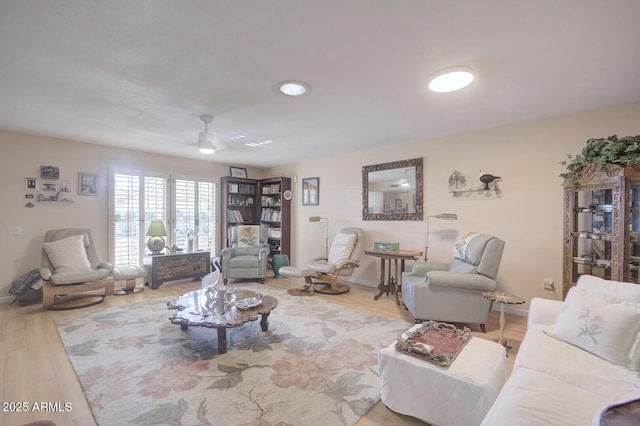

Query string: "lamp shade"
[146, 220, 167, 237]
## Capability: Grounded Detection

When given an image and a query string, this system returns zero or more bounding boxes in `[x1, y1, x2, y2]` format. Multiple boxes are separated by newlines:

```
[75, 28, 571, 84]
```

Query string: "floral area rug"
[55, 283, 410, 426]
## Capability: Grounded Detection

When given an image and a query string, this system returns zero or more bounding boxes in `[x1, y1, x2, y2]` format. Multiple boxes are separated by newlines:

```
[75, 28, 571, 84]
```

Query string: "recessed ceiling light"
[428, 67, 474, 93]
[245, 140, 273, 148]
[278, 80, 310, 96]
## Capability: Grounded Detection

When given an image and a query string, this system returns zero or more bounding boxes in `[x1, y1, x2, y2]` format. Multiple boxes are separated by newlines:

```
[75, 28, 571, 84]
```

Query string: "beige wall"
[267, 102, 640, 315]
[2, 102, 640, 314]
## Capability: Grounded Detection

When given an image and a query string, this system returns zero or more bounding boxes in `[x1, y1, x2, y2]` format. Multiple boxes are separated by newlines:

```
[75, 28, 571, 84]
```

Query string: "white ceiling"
[1, 1, 640, 168]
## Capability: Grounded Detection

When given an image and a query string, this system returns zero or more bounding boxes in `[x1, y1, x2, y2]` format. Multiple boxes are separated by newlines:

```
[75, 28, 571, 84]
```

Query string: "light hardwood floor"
[0, 276, 526, 426]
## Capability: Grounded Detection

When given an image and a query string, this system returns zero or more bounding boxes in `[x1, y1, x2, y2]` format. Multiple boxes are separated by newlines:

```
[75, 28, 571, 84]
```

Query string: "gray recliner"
[221, 225, 269, 284]
[401, 233, 505, 332]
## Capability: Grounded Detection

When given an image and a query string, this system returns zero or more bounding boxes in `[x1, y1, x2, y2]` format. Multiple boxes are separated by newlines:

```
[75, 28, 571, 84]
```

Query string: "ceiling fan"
[196, 114, 273, 155]
[198, 114, 216, 154]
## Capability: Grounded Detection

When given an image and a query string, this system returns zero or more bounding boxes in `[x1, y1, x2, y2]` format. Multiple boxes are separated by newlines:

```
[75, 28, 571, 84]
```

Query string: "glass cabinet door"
[570, 188, 613, 281]
[630, 183, 640, 283]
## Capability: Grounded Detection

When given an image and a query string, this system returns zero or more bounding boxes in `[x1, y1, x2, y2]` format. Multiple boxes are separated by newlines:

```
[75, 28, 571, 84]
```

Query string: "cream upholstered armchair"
[40, 228, 115, 310]
[401, 232, 505, 332]
[221, 225, 269, 284]
[280, 227, 364, 294]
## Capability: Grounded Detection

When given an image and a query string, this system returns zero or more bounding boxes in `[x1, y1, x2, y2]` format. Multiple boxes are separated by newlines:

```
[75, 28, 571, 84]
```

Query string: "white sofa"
[482, 275, 640, 425]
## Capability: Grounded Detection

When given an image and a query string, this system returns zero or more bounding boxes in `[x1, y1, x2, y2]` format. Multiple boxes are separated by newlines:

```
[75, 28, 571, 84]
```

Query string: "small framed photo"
[25, 178, 38, 190]
[78, 172, 97, 196]
[40, 165, 60, 179]
[302, 177, 320, 206]
[230, 166, 248, 178]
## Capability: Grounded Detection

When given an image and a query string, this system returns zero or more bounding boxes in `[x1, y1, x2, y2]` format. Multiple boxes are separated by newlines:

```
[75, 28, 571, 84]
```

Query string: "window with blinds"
[173, 177, 216, 254]
[110, 170, 216, 267]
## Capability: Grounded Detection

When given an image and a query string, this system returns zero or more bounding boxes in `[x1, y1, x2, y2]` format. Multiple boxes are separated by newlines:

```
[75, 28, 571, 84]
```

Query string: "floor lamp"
[309, 216, 329, 257]
[425, 213, 457, 261]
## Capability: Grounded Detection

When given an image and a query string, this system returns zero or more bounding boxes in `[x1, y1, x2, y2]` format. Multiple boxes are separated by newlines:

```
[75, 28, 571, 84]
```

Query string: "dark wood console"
[144, 251, 210, 289]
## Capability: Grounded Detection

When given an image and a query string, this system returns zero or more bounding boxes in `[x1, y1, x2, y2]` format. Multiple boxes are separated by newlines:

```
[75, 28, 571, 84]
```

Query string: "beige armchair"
[280, 227, 364, 294]
[221, 225, 269, 284]
[401, 232, 505, 332]
[40, 228, 115, 310]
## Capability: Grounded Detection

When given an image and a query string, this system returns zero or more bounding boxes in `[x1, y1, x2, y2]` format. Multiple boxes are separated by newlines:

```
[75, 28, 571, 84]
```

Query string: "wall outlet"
[8, 226, 22, 236]
[544, 278, 554, 290]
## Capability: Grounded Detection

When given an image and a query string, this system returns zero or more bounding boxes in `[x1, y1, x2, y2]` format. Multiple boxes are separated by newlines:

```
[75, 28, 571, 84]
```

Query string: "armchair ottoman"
[379, 326, 507, 426]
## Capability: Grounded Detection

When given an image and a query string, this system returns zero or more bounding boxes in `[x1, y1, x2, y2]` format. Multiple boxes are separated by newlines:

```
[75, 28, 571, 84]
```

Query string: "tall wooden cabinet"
[563, 165, 640, 298]
[221, 176, 291, 258]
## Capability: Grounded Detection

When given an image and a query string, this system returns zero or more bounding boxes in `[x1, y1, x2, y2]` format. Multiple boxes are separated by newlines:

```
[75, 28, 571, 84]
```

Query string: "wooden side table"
[144, 251, 210, 289]
[365, 249, 423, 305]
[482, 291, 526, 351]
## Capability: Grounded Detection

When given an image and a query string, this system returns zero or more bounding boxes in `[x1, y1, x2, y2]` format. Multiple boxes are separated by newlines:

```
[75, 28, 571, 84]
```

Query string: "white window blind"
[110, 171, 168, 266]
[110, 170, 216, 266]
[173, 177, 217, 254]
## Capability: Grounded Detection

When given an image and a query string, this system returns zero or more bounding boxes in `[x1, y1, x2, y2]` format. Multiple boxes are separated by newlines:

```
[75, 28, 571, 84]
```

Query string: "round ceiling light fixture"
[198, 114, 216, 154]
[278, 80, 310, 96]
[428, 66, 474, 93]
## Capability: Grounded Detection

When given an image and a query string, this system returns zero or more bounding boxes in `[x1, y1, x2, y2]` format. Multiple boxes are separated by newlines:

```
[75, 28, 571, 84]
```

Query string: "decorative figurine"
[479, 170, 501, 190]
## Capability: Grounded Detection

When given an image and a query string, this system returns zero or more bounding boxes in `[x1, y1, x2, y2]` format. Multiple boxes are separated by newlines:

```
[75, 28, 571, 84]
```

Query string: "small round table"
[482, 291, 526, 352]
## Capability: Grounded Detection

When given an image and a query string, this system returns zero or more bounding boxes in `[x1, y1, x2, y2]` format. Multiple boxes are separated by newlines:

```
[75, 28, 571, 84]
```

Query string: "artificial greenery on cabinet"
[560, 135, 640, 186]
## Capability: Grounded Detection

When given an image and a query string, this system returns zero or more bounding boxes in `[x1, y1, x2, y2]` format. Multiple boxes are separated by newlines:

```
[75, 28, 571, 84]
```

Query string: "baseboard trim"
[0, 295, 16, 304]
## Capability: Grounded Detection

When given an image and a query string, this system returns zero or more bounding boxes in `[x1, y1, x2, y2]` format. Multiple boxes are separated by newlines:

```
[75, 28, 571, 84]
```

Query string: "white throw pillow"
[550, 287, 640, 369]
[42, 234, 93, 274]
[328, 233, 357, 265]
[577, 274, 640, 302]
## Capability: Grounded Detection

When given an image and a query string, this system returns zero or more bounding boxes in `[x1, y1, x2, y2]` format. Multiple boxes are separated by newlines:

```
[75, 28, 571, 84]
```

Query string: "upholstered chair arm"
[311, 255, 329, 262]
[98, 261, 113, 272]
[426, 271, 497, 292]
[221, 247, 236, 259]
[334, 259, 359, 272]
[406, 262, 449, 277]
[40, 267, 53, 280]
[258, 247, 270, 259]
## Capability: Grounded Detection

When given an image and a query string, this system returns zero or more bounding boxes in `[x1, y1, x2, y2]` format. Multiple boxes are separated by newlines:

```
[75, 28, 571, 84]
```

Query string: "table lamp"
[425, 213, 457, 261]
[146, 220, 167, 255]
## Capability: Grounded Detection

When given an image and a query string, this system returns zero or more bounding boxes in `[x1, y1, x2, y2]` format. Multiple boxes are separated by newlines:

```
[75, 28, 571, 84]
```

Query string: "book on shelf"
[261, 196, 281, 207]
[261, 208, 281, 222]
[228, 183, 255, 194]
[261, 183, 281, 194]
[267, 227, 282, 239]
[228, 209, 244, 223]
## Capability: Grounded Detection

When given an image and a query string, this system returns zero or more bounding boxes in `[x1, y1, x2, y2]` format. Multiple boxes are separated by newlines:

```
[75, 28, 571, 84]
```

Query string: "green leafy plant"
[560, 134, 640, 186]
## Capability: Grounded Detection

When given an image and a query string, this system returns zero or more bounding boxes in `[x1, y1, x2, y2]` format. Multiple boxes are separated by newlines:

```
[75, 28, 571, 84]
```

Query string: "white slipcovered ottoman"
[379, 333, 507, 426]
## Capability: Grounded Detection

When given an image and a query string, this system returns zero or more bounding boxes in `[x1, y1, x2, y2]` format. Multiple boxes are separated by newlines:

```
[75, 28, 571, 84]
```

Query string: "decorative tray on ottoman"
[395, 320, 472, 366]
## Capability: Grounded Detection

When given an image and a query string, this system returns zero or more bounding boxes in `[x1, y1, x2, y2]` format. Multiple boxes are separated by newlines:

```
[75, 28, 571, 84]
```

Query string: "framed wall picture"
[230, 166, 248, 178]
[302, 177, 320, 206]
[25, 178, 38, 190]
[79, 172, 97, 196]
[40, 165, 60, 179]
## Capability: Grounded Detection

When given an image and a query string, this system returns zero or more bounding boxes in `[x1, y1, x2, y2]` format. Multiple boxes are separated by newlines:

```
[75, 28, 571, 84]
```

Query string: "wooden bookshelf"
[220, 176, 291, 257]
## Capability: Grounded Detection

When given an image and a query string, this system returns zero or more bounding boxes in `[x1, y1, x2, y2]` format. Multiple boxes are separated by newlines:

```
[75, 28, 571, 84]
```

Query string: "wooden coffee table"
[167, 288, 278, 354]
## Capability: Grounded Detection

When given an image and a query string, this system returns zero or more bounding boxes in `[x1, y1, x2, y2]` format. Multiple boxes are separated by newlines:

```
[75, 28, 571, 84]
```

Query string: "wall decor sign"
[230, 166, 248, 178]
[25, 178, 38, 190]
[79, 172, 97, 196]
[40, 165, 60, 179]
[302, 177, 320, 206]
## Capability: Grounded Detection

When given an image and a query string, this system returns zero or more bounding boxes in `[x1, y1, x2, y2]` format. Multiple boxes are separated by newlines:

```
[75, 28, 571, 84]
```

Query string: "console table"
[365, 249, 423, 304]
[144, 251, 210, 289]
